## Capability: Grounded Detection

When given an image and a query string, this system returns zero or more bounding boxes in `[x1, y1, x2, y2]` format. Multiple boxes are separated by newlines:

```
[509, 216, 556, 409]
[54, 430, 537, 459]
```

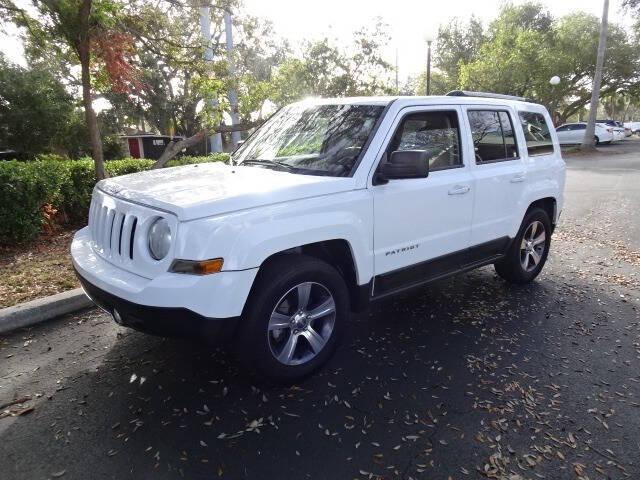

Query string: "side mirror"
[380, 150, 430, 180]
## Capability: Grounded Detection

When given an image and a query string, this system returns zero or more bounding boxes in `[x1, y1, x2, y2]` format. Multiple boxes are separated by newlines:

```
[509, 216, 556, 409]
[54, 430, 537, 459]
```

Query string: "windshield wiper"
[240, 159, 295, 171]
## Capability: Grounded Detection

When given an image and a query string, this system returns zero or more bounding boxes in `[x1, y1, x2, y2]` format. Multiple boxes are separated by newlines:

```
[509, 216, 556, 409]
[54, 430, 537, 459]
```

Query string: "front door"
[128, 138, 141, 158]
[571, 124, 587, 143]
[371, 106, 474, 296]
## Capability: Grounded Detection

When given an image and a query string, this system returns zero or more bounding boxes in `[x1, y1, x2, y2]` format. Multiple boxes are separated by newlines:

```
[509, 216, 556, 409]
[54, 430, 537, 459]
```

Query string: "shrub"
[0, 154, 229, 244]
[0, 160, 66, 242]
[103, 135, 125, 160]
[34, 153, 68, 162]
[166, 153, 229, 167]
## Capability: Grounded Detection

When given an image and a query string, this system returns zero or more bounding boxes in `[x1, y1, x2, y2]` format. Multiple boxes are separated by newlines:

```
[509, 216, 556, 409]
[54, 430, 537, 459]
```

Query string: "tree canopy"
[1, 0, 639, 169]
[430, 2, 640, 123]
[270, 20, 394, 106]
[0, 55, 75, 157]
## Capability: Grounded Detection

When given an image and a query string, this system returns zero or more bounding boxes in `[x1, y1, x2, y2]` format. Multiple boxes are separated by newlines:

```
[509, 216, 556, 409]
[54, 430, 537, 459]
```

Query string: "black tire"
[236, 255, 349, 383]
[494, 208, 552, 284]
[594, 136, 600, 146]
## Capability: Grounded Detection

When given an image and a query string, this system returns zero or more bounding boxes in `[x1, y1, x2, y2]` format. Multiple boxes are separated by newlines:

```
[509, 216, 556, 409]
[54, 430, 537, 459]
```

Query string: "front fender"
[175, 190, 374, 285]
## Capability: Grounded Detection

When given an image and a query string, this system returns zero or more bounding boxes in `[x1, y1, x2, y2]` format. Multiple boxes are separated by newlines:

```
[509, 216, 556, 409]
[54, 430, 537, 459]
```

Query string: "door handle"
[510, 173, 526, 183]
[448, 185, 470, 195]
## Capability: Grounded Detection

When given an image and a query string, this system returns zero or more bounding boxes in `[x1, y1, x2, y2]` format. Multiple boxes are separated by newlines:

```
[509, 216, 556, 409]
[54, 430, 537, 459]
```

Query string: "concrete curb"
[0, 288, 94, 334]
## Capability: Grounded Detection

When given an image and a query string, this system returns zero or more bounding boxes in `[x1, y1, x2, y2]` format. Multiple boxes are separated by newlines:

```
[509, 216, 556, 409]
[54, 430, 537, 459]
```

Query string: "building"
[119, 134, 184, 160]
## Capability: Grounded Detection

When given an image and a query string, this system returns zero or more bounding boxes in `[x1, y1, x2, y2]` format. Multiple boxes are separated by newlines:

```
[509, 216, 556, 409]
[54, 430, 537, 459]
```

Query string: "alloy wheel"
[520, 220, 546, 272]
[267, 282, 336, 366]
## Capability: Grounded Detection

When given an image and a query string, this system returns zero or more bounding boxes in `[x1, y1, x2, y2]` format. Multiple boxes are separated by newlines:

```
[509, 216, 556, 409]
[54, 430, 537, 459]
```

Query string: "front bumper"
[71, 227, 258, 338]
[76, 271, 239, 340]
[71, 227, 258, 318]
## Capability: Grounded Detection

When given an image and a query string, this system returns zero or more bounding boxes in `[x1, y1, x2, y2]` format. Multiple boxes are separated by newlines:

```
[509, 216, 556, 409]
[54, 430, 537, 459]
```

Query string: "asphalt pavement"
[1, 139, 639, 480]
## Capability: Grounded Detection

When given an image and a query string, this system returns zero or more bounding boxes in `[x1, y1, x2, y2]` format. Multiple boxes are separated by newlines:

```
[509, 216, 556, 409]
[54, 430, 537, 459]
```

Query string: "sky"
[242, 0, 631, 82]
[0, 0, 632, 83]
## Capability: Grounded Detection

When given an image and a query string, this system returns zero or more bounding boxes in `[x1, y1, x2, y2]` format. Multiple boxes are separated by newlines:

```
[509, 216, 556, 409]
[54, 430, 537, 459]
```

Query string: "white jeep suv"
[72, 92, 566, 382]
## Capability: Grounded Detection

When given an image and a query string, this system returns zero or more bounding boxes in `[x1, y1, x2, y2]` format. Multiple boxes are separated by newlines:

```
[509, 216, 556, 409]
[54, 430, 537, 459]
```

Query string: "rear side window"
[389, 110, 462, 171]
[467, 110, 519, 163]
[518, 112, 555, 156]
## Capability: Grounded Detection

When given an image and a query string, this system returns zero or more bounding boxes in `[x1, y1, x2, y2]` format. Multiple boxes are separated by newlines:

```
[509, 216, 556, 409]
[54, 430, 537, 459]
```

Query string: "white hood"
[97, 162, 356, 221]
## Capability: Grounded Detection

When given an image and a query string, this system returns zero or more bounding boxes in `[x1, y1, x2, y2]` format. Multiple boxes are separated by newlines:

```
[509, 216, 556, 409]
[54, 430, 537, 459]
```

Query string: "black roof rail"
[445, 90, 533, 103]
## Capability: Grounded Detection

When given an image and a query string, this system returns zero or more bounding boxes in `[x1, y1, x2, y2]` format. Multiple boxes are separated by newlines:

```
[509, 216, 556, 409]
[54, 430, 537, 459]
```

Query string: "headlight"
[148, 217, 172, 260]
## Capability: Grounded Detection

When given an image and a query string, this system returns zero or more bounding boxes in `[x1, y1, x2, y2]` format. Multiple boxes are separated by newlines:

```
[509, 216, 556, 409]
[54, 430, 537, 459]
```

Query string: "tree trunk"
[152, 121, 261, 169]
[581, 0, 609, 150]
[153, 131, 206, 169]
[622, 98, 631, 122]
[77, 0, 106, 179]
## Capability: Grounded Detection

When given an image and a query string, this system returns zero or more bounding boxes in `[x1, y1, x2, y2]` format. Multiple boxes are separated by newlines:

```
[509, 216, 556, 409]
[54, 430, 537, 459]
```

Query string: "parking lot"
[1, 140, 639, 480]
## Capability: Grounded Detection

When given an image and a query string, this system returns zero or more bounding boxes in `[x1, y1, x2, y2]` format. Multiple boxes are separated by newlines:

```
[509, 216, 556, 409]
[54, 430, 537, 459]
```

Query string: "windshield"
[233, 103, 385, 177]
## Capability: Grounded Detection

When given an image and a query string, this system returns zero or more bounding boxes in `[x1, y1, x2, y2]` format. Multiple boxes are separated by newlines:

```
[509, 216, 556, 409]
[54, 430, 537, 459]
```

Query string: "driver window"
[388, 110, 463, 171]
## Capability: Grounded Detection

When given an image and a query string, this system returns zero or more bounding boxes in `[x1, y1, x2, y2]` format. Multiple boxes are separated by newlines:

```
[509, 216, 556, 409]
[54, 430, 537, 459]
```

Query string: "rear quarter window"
[518, 112, 555, 156]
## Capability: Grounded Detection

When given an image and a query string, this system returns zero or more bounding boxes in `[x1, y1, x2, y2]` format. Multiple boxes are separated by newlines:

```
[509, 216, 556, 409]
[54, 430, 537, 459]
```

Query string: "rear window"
[518, 112, 555, 156]
[467, 110, 519, 163]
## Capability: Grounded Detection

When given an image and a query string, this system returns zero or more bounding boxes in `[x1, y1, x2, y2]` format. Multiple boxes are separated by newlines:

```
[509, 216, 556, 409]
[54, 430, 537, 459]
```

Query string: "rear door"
[463, 106, 526, 249]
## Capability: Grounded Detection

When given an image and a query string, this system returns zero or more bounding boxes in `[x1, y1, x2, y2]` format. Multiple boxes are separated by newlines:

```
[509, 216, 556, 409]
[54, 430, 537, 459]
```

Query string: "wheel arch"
[250, 240, 368, 313]
[526, 197, 557, 230]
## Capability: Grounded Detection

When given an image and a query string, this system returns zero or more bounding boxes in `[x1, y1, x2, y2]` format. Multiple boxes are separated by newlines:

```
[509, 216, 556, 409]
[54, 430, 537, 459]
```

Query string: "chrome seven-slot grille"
[89, 197, 138, 260]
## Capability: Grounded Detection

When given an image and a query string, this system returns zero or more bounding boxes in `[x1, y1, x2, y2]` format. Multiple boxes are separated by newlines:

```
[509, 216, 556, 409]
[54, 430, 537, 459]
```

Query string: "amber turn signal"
[170, 258, 224, 275]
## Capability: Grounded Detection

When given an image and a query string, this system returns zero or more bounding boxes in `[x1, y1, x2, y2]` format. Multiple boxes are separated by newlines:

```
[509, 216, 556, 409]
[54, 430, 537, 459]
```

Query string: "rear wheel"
[594, 135, 600, 146]
[494, 208, 552, 284]
[237, 255, 349, 383]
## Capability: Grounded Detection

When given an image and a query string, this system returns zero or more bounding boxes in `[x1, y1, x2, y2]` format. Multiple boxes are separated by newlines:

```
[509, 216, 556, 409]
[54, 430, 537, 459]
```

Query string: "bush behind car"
[0, 154, 229, 243]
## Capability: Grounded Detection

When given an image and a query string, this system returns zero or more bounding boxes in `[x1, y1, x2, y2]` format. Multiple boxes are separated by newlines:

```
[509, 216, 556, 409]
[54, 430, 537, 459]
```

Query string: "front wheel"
[237, 255, 349, 383]
[494, 208, 552, 284]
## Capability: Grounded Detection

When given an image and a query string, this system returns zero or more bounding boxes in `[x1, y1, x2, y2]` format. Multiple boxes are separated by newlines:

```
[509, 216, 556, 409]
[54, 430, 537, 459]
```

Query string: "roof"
[296, 96, 396, 106]
[119, 134, 184, 139]
[300, 94, 543, 109]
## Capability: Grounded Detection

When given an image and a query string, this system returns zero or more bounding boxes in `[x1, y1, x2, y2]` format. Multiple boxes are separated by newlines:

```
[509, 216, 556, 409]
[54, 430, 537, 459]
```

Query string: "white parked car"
[624, 121, 640, 135]
[597, 120, 626, 141]
[72, 92, 566, 381]
[555, 122, 614, 145]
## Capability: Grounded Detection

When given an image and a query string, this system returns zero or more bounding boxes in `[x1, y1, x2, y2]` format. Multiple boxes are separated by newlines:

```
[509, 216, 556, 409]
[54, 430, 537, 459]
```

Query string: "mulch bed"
[0, 229, 79, 309]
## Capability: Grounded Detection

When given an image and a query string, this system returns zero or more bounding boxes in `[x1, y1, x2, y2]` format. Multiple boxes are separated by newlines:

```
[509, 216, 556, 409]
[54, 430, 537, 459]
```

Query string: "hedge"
[0, 154, 229, 243]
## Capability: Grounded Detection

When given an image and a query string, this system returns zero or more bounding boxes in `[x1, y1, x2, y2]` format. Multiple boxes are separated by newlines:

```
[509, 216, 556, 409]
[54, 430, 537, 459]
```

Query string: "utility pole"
[581, 0, 609, 150]
[395, 48, 399, 94]
[424, 34, 435, 96]
[199, 3, 223, 153]
[549, 75, 561, 126]
[426, 42, 432, 96]
[611, 93, 615, 120]
[224, 8, 241, 148]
